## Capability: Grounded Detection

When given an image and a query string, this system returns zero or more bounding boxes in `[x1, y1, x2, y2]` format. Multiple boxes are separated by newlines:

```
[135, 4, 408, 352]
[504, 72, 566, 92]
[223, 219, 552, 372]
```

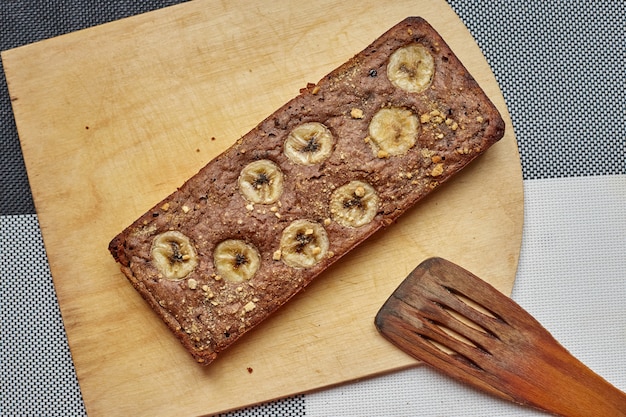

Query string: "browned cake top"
[109, 17, 504, 364]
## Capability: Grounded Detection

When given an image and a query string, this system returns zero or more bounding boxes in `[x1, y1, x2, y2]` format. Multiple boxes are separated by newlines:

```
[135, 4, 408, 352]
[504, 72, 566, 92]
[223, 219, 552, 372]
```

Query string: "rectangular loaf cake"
[109, 16, 505, 365]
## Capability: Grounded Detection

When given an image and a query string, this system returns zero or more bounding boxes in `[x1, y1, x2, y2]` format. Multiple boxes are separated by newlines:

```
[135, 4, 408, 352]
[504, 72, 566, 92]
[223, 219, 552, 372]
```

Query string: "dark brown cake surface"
[109, 16, 505, 365]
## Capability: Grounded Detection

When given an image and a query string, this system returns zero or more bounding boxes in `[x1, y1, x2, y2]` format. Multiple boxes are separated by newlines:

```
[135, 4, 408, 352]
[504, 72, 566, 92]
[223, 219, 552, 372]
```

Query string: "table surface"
[2, 1, 625, 416]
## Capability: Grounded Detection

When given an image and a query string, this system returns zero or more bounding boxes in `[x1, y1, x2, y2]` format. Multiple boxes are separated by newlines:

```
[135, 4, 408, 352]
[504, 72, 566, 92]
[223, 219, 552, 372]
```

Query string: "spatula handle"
[514, 331, 626, 416]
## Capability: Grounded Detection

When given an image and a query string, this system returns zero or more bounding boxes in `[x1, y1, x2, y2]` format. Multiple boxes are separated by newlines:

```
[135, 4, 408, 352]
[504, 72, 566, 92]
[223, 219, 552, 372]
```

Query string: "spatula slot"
[418, 332, 485, 372]
[427, 318, 482, 350]
[443, 285, 505, 324]
[437, 303, 500, 342]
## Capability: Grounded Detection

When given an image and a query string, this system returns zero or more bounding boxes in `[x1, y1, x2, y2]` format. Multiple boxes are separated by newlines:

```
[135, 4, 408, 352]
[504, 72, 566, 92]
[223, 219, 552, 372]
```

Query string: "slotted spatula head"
[375, 257, 626, 417]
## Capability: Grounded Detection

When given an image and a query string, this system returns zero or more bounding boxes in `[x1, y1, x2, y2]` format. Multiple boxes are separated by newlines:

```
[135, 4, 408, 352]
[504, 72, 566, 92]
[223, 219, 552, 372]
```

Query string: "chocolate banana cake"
[109, 16, 505, 365]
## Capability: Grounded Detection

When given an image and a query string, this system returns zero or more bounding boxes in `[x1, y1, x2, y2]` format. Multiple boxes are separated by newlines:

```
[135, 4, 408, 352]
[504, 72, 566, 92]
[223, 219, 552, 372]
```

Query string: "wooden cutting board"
[3, 0, 523, 415]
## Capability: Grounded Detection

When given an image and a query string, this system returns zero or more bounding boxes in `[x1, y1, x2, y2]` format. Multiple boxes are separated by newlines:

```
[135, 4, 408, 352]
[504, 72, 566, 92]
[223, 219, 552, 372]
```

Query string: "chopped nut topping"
[431, 155, 442, 163]
[420, 113, 431, 124]
[377, 150, 389, 158]
[312, 85, 320, 95]
[187, 278, 198, 290]
[430, 163, 444, 177]
[182, 205, 190, 213]
[161, 202, 170, 211]
[243, 301, 256, 312]
[272, 249, 282, 261]
[476, 116, 484, 123]
[350, 108, 364, 119]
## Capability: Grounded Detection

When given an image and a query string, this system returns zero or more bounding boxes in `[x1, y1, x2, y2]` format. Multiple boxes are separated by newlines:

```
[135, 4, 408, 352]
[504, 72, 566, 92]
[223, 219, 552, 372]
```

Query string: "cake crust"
[109, 17, 505, 365]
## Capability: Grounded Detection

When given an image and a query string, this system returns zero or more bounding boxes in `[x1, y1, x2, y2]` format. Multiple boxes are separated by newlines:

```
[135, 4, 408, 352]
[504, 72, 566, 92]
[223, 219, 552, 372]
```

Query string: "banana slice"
[330, 181, 379, 228]
[151, 231, 198, 280]
[368, 107, 419, 157]
[279, 219, 329, 269]
[214, 239, 261, 283]
[238, 159, 284, 204]
[387, 43, 435, 93]
[284, 122, 335, 165]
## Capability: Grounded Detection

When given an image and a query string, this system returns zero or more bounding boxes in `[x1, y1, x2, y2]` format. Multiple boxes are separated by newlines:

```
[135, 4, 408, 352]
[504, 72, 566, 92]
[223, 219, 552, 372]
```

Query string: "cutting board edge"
[3, 1, 524, 415]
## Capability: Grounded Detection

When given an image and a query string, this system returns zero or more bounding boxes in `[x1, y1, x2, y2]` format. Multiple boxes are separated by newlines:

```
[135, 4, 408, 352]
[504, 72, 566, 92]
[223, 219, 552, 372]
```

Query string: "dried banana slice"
[387, 43, 434, 93]
[368, 107, 419, 157]
[330, 181, 379, 228]
[279, 219, 329, 269]
[284, 122, 335, 165]
[214, 239, 261, 283]
[151, 231, 198, 280]
[238, 159, 284, 204]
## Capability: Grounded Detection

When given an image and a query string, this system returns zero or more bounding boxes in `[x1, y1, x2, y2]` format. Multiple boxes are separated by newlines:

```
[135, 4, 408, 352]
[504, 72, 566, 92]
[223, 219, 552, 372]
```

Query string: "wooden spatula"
[375, 257, 626, 416]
